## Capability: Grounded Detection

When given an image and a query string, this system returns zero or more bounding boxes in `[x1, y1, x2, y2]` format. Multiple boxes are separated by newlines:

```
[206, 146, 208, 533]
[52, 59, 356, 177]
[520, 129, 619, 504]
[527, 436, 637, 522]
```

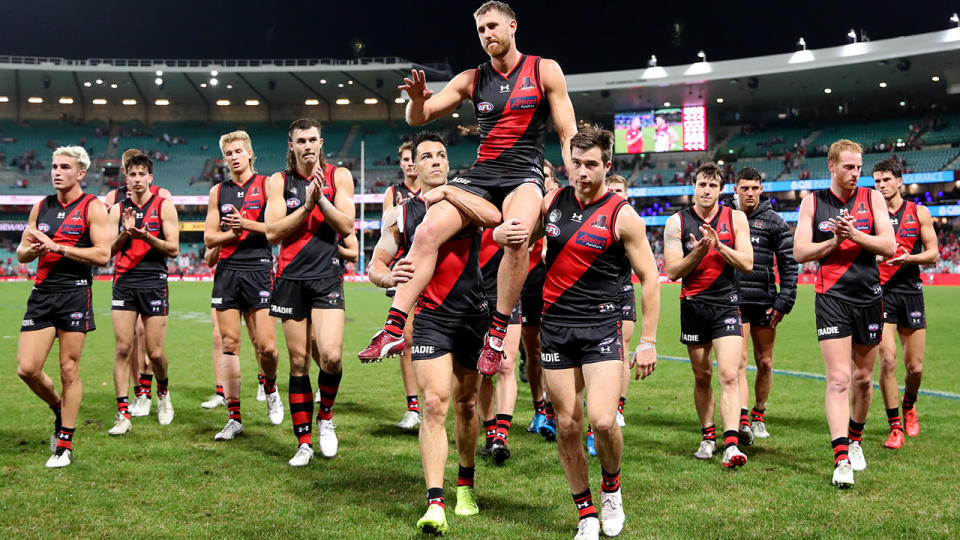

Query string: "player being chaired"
[369, 132, 501, 535]
[794, 139, 895, 488]
[16, 146, 110, 468]
[107, 153, 179, 434]
[359, 1, 577, 375]
[872, 157, 938, 449]
[204, 130, 282, 441]
[663, 162, 754, 469]
[265, 119, 355, 466]
[494, 126, 660, 540]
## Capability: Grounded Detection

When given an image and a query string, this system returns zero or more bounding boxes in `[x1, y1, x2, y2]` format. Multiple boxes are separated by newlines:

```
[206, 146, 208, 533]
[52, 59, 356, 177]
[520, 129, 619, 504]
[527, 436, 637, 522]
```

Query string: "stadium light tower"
[952, 13, 960, 27]
[797, 37, 807, 50]
[697, 50, 706, 62]
[847, 29, 857, 43]
[648, 55, 657, 68]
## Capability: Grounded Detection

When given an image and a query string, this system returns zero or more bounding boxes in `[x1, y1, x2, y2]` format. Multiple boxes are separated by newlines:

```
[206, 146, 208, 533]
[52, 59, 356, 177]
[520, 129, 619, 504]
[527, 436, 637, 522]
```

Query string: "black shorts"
[211, 268, 273, 311]
[679, 300, 742, 345]
[21, 288, 95, 333]
[521, 264, 545, 327]
[815, 295, 882, 345]
[112, 285, 169, 316]
[411, 313, 486, 371]
[882, 291, 926, 330]
[740, 304, 773, 327]
[448, 173, 544, 209]
[485, 294, 522, 325]
[270, 275, 345, 319]
[618, 285, 636, 322]
[540, 319, 623, 370]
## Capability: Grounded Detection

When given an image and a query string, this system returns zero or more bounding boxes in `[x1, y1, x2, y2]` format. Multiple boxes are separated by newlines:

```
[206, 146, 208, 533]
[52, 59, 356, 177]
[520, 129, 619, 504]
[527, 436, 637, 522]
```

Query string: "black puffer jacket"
[723, 196, 798, 313]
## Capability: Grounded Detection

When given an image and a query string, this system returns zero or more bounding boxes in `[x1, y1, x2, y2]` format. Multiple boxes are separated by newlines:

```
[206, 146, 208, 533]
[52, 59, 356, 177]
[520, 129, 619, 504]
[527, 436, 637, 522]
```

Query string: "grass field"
[1, 281, 959, 538]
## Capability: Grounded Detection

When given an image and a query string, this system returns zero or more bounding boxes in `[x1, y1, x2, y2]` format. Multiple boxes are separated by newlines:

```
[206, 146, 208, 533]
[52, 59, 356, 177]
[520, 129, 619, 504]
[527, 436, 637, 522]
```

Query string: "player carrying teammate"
[495, 126, 659, 539]
[16, 146, 110, 467]
[663, 162, 754, 469]
[204, 130, 283, 441]
[359, 1, 577, 377]
[872, 157, 938, 448]
[264, 118, 355, 466]
[728, 167, 797, 442]
[107, 153, 179, 434]
[794, 139, 895, 488]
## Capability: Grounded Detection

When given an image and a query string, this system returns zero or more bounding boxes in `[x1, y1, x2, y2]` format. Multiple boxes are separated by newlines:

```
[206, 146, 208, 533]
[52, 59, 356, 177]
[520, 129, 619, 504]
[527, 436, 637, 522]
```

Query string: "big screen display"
[614, 106, 706, 154]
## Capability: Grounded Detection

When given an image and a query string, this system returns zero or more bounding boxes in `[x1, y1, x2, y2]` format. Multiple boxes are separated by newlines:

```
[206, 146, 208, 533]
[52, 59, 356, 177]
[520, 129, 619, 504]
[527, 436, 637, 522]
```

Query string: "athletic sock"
[215, 385, 225, 398]
[601, 467, 621, 493]
[257, 371, 265, 388]
[383, 307, 408, 338]
[228, 400, 242, 423]
[56, 426, 75, 451]
[544, 401, 556, 422]
[457, 464, 475, 488]
[586, 424, 594, 438]
[51, 401, 62, 431]
[750, 406, 766, 423]
[533, 399, 546, 416]
[494, 413, 512, 444]
[617, 396, 626, 416]
[903, 391, 918, 411]
[263, 376, 277, 394]
[289, 375, 313, 446]
[832, 436, 850, 465]
[739, 407, 750, 428]
[117, 396, 130, 419]
[156, 378, 169, 398]
[406, 395, 420, 414]
[316, 369, 342, 422]
[483, 419, 497, 445]
[722, 430, 739, 451]
[701, 425, 716, 442]
[139, 374, 153, 399]
[488, 311, 510, 342]
[572, 489, 598, 521]
[427, 487, 445, 509]
[886, 407, 903, 431]
[848, 420, 865, 444]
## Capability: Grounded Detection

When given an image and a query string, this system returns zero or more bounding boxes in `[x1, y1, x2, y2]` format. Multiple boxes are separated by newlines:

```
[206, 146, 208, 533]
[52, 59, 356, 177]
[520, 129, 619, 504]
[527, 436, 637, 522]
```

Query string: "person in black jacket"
[727, 167, 798, 443]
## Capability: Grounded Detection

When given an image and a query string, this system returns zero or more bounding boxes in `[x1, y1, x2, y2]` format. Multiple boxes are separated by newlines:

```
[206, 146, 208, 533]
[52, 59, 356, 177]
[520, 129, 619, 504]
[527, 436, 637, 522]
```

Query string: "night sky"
[1, 0, 953, 74]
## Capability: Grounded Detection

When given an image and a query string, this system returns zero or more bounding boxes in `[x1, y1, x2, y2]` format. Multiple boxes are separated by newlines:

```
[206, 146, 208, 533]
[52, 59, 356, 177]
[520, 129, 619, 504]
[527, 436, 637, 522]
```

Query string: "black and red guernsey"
[399, 195, 484, 318]
[880, 200, 923, 294]
[33, 193, 97, 291]
[470, 54, 550, 179]
[812, 186, 881, 305]
[113, 184, 160, 203]
[542, 186, 628, 324]
[214, 174, 272, 271]
[276, 164, 341, 280]
[392, 181, 420, 206]
[679, 205, 738, 304]
[114, 193, 168, 288]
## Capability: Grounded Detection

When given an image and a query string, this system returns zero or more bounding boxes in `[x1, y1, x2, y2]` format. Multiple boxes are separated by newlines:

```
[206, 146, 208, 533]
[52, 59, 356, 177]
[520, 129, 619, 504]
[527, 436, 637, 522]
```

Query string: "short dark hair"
[410, 131, 447, 161]
[570, 125, 614, 163]
[872, 157, 903, 178]
[735, 166, 762, 184]
[125, 153, 153, 175]
[694, 162, 724, 185]
[474, 1, 515, 20]
[287, 118, 324, 172]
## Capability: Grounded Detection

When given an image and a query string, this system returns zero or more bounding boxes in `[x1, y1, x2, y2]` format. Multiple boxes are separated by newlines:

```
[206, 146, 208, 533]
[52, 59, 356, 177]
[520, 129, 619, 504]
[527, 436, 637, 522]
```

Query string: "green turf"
[1, 282, 958, 538]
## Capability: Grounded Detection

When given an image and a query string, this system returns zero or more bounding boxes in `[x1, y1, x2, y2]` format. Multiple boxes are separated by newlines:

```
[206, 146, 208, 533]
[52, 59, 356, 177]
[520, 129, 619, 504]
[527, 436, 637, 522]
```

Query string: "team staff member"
[107, 153, 179, 434]
[794, 139, 895, 488]
[727, 167, 797, 442]
[360, 2, 578, 379]
[16, 146, 110, 468]
[204, 130, 283, 441]
[265, 119, 355, 466]
[496, 126, 660, 539]
[663, 162, 754, 469]
[872, 158, 938, 448]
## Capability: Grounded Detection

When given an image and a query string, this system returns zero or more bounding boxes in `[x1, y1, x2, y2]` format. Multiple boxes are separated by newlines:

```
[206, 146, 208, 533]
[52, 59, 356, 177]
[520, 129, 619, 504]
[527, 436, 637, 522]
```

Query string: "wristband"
[640, 337, 656, 344]
[636, 342, 655, 353]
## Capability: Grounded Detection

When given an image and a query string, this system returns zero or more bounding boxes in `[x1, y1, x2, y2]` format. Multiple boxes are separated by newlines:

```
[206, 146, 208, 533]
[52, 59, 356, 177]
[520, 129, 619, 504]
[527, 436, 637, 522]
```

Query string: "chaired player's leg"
[110, 309, 138, 435]
[311, 308, 344, 458]
[688, 344, 717, 460]
[143, 314, 173, 425]
[214, 308, 245, 440]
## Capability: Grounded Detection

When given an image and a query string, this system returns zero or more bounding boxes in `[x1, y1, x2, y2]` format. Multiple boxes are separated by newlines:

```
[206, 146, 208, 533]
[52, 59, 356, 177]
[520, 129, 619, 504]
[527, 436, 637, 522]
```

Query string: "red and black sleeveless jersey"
[470, 54, 550, 179]
[679, 205, 738, 305]
[528, 238, 544, 271]
[112, 184, 160, 204]
[215, 174, 272, 271]
[812, 187, 881, 305]
[479, 229, 504, 298]
[114, 193, 169, 288]
[391, 181, 420, 206]
[543, 187, 628, 325]
[276, 164, 342, 280]
[33, 193, 97, 292]
[880, 200, 923, 294]
[400, 195, 485, 319]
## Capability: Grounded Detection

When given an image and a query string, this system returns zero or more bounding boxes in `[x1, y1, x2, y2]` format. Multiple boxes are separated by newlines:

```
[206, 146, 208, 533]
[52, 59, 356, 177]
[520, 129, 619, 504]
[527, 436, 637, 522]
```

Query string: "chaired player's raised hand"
[398, 69, 434, 102]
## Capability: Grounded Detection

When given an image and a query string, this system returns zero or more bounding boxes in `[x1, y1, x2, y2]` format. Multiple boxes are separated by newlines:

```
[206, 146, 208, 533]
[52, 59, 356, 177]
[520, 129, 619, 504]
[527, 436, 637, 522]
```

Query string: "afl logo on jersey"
[910, 311, 922, 318]
[286, 197, 301, 208]
[477, 102, 494, 113]
[220, 204, 234, 214]
[817, 221, 832, 232]
[545, 223, 560, 237]
[868, 323, 880, 331]
[38, 223, 50, 233]
[69, 312, 84, 320]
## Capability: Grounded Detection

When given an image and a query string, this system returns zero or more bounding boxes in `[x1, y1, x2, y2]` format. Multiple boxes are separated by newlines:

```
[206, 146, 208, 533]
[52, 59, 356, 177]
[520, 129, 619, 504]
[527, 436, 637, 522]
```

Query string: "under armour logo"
[571, 213, 583, 222]
[57, 212, 66, 219]
[500, 84, 510, 93]
[237, 191, 244, 197]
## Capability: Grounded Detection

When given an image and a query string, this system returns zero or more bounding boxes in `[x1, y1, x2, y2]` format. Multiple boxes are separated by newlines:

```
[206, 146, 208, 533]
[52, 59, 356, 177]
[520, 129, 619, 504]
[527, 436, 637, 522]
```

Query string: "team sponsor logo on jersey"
[21, 319, 34, 327]
[682, 333, 699, 342]
[211, 297, 223, 305]
[599, 345, 612, 353]
[818, 221, 832, 232]
[112, 300, 125, 307]
[75, 279, 88, 286]
[509, 96, 538, 110]
[38, 223, 50, 233]
[519, 76, 536, 90]
[135, 211, 144, 219]
[61, 224, 84, 236]
[867, 323, 880, 331]
[591, 215, 608, 229]
[576, 231, 607, 250]
[499, 84, 510, 93]
[57, 211, 66, 219]
[477, 102, 494, 113]
[910, 311, 922, 318]
[271, 305, 293, 315]
[571, 213, 583, 223]
[599, 302, 617, 314]
[450, 177, 471, 185]
[286, 197, 301, 208]
[548, 209, 561, 222]
[411, 345, 435, 355]
[751, 236, 760, 244]
[146, 222, 161, 232]
[854, 219, 871, 231]
[523, 177, 539, 184]
[242, 201, 262, 211]
[817, 326, 839, 337]
[69, 312, 83, 320]
[541, 352, 560, 363]
[545, 223, 560, 237]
